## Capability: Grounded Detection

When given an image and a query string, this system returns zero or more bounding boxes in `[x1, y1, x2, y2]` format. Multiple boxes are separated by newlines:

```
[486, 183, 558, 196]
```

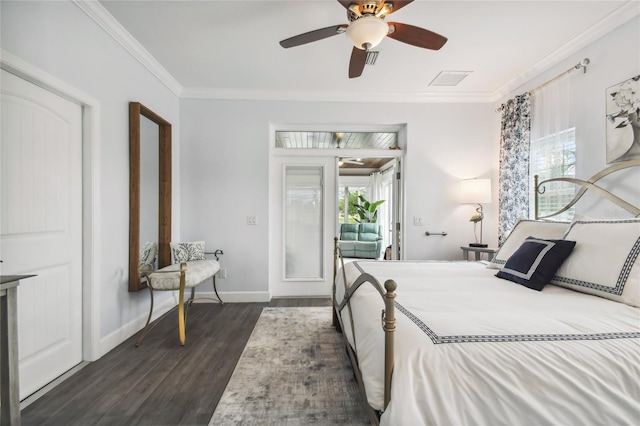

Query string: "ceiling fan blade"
[279, 25, 348, 48]
[387, 22, 447, 50]
[349, 47, 367, 78]
[384, 1, 414, 14]
[340, 157, 365, 165]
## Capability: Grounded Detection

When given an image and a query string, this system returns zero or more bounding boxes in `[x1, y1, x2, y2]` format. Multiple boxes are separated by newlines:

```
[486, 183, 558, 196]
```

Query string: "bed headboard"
[534, 159, 640, 220]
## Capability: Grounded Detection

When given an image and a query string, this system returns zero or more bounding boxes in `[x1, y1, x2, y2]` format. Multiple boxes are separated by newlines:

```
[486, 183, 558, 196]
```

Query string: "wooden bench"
[136, 259, 220, 346]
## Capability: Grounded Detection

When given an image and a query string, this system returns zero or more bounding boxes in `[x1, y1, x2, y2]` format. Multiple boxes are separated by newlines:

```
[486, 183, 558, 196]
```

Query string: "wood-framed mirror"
[129, 102, 172, 292]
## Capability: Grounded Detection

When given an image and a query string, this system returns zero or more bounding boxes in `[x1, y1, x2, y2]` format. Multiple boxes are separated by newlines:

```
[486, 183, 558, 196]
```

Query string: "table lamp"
[460, 178, 492, 247]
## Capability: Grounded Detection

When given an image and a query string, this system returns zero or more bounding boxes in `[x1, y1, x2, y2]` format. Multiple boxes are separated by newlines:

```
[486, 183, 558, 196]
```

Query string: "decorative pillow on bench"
[139, 241, 157, 271]
[170, 241, 206, 264]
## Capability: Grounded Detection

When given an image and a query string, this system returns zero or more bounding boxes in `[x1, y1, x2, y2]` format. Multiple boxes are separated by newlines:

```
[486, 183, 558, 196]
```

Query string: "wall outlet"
[413, 216, 424, 226]
[218, 267, 227, 279]
[247, 216, 257, 225]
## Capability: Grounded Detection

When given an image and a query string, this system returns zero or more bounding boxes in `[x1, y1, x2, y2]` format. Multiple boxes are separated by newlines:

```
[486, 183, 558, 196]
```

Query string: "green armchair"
[338, 223, 384, 259]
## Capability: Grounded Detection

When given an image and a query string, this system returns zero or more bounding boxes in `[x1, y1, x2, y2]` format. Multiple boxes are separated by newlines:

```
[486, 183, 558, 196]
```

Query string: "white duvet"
[335, 260, 640, 426]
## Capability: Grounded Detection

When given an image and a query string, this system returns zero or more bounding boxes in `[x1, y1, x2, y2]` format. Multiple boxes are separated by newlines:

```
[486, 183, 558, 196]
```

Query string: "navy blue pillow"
[496, 237, 576, 291]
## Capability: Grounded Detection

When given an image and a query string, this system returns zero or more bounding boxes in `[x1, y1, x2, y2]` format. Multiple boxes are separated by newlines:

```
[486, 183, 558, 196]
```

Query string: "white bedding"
[335, 260, 640, 426]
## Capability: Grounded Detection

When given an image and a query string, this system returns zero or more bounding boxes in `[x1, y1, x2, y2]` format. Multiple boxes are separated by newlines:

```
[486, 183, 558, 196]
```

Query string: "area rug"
[209, 307, 371, 425]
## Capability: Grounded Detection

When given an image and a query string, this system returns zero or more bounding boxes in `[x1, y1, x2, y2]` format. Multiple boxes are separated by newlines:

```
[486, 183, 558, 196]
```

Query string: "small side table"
[461, 246, 497, 261]
[1, 274, 35, 426]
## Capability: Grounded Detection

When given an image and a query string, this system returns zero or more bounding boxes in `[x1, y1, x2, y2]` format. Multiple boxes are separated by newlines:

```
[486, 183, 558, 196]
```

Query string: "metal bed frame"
[333, 159, 640, 425]
[534, 159, 640, 219]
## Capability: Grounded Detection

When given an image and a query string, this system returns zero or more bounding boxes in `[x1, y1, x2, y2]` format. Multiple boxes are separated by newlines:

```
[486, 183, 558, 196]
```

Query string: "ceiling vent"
[429, 71, 472, 86]
[365, 51, 379, 66]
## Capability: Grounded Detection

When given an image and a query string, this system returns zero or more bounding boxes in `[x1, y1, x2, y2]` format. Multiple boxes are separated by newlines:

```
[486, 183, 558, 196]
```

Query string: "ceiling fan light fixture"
[346, 16, 388, 50]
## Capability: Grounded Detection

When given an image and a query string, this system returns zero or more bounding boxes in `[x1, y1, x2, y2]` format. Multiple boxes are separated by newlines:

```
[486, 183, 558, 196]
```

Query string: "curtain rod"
[496, 58, 590, 112]
[529, 58, 590, 93]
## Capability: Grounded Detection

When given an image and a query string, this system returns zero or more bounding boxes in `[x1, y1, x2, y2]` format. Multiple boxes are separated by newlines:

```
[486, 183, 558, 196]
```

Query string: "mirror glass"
[139, 116, 159, 271]
[129, 102, 172, 292]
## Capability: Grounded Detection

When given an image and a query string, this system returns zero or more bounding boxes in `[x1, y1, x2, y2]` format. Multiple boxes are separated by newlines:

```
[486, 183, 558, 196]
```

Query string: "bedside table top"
[460, 246, 497, 253]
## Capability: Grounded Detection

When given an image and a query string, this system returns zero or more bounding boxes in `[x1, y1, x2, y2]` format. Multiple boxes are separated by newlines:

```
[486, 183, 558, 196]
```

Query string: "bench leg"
[135, 285, 156, 347]
[213, 276, 224, 304]
[178, 288, 186, 345]
[178, 263, 187, 345]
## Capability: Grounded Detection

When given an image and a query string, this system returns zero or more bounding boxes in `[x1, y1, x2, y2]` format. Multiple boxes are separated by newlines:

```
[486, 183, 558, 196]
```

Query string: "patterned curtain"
[498, 93, 531, 245]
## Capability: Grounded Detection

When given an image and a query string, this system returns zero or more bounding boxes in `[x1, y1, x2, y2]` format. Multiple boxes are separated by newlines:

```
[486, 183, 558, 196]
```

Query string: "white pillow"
[550, 219, 640, 307]
[487, 220, 571, 269]
[170, 241, 206, 264]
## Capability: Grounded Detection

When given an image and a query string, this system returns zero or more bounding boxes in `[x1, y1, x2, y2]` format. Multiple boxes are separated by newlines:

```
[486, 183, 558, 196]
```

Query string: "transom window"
[275, 131, 397, 149]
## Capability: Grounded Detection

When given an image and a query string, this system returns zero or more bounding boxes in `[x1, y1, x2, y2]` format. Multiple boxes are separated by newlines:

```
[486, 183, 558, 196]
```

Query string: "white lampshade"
[346, 16, 389, 50]
[460, 179, 492, 204]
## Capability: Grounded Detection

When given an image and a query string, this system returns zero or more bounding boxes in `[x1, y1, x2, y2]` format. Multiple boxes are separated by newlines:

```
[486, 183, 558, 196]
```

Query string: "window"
[275, 131, 397, 149]
[530, 128, 576, 220]
[284, 166, 323, 280]
[338, 184, 369, 223]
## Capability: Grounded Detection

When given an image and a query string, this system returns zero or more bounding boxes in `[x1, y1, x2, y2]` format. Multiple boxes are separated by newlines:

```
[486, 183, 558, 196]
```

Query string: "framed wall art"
[606, 75, 640, 164]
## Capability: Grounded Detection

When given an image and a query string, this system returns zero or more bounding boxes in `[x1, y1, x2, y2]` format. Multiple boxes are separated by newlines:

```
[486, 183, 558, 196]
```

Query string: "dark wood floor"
[21, 298, 332, 426]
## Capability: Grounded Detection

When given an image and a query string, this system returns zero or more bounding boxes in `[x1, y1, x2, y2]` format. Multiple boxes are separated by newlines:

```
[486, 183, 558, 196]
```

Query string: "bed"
[332, 159, 640, 426]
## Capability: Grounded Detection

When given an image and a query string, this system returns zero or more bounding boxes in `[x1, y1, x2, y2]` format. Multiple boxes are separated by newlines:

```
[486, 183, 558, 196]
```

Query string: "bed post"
[534, 174, 540, 220]
[383, 279, 397, 410]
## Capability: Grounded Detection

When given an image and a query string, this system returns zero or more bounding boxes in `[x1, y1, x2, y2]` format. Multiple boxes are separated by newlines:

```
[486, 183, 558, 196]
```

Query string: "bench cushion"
[148, 260, 220, 290]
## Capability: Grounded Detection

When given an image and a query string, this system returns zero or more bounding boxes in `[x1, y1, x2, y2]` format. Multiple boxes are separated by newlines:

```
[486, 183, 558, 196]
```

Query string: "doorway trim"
[268, 123, 406, 297]
[1, 50, 102, 361]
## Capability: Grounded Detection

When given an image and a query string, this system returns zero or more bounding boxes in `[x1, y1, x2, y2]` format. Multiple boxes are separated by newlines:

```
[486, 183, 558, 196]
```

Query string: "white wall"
[1, 1, 180, 355]
[180, 99, 499, 296]
[180, 15, 640, 300]
[502, 16, 640, 218]
[2, 0, 636, 356]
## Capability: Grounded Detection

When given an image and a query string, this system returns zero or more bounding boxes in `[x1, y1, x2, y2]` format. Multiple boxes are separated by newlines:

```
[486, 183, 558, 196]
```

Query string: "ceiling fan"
[340, 157, 364, 165]
[279, 0, 447, 78]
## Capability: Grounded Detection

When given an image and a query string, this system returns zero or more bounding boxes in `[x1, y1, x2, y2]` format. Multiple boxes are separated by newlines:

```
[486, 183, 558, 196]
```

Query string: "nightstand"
[461, 246, 497, 261]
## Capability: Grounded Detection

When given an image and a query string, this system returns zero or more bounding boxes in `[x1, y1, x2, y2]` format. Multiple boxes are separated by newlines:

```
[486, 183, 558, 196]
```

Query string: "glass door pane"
[284, 166, 324, 280]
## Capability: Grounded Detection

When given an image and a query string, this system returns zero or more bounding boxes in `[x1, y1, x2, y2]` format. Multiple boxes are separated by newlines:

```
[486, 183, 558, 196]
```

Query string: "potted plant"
[354, 194, 385, 223]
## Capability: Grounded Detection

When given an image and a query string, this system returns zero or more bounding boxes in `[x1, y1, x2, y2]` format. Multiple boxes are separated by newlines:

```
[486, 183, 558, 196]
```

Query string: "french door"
[336, 157, 403, 260]
[390, 157, 403, 260]
[0, 69, 83, 399]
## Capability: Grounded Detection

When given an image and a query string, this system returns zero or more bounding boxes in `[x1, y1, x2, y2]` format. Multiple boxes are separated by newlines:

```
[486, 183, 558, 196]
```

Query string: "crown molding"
[73, 0, 637, 104]
[180, 86, 499, 103]
[492, 1, 640, 101]
[73, 0, 182, 96]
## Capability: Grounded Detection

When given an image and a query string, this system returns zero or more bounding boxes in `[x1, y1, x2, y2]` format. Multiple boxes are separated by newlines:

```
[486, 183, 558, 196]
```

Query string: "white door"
[0, 69, 83, 399]
[269, 156, 337, 297]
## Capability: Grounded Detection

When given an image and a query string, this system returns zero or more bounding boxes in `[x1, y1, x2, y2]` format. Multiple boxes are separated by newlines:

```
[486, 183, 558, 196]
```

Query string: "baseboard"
[97, 296, 176, 358]
[21, 361, 90, 409]
[194, 290, 271, 303]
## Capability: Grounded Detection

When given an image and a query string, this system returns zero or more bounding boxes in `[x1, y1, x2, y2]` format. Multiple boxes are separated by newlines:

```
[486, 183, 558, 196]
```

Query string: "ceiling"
[96, 1, 636, 102]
